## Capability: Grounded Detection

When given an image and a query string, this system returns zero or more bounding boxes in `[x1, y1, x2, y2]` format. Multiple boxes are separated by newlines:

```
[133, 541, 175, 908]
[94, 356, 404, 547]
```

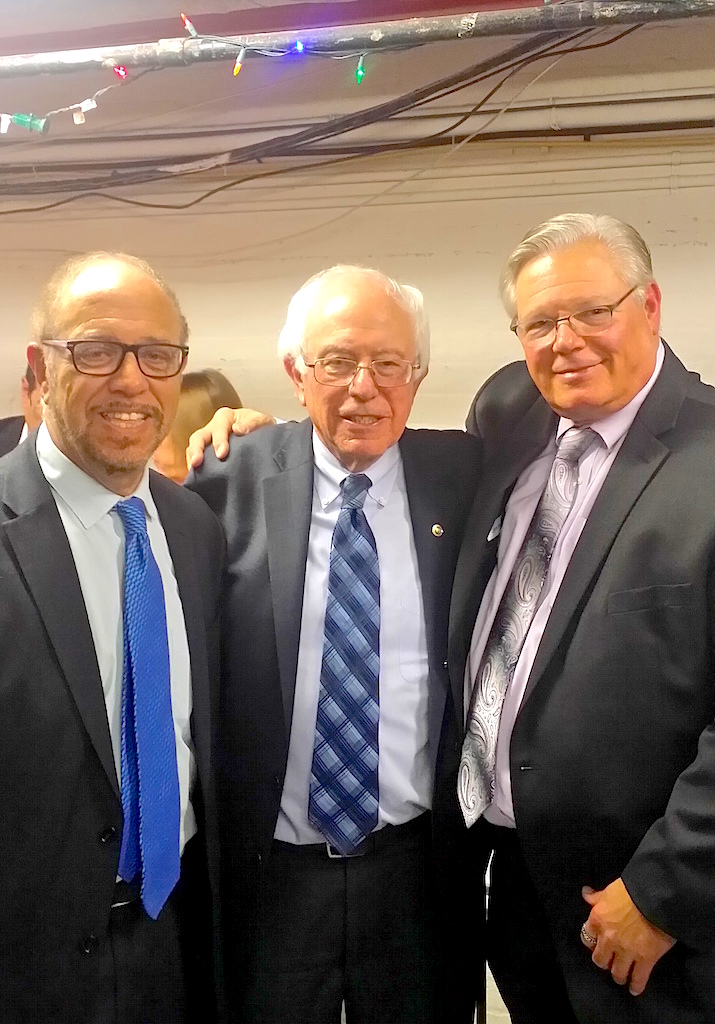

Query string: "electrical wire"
[0, 26, 643, 211]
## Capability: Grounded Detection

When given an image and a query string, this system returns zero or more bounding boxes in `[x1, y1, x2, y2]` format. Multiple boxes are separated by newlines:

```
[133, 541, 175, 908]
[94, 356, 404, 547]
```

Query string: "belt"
[272, 812, 430, 860]
[111, 877, 141, 910]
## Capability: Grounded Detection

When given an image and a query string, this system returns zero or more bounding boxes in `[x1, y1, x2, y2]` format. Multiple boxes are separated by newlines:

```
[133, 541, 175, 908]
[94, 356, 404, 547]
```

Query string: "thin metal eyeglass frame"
[510, 285, 639, 341]
[301, 357, 421, 388]
[42, 339, 189, 378]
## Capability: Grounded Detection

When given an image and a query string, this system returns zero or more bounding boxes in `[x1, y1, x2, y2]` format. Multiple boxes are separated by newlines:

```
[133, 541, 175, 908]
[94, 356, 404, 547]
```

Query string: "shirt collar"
[557, 340, 665, 451]
[35, 421, 157, 530]
[312, 429, 401, 511]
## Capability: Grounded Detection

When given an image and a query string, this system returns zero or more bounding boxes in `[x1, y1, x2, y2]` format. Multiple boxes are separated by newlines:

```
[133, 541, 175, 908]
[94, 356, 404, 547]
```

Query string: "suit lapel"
[152, 477, 214, 790]
[400, 431, 468, 767]
[1, 441, 118, 796]
[522, 345, 689, 706]
[264, 420, 314, 739]
[449, 397, 556, 717]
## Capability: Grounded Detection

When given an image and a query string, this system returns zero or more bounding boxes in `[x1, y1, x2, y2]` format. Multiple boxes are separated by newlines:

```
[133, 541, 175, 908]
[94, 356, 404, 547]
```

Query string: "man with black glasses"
[0, 253, 224, 1023]
[188, 265, 480, 1024]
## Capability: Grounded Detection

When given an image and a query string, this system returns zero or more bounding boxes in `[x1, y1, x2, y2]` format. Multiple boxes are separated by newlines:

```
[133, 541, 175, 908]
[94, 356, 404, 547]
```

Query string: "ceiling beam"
[0, 1, 712, 78]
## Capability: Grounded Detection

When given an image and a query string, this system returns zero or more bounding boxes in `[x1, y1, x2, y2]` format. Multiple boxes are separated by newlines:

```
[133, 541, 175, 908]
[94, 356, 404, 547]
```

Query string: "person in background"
[452, 212, 715, 1023]
[0, 363, 43, 455]
[154, 368, 242, 483]
[0, 251, 224, 1023]
[187, 265, 481, 1024]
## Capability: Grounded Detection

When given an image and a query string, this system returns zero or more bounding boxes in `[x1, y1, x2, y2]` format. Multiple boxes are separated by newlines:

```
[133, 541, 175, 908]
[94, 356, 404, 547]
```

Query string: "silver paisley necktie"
[458, 426, 597, 827]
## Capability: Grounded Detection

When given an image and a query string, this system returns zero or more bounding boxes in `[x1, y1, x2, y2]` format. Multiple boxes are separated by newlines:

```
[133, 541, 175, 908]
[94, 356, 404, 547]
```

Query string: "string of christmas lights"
[0, 64, 133, 137]
[179, 11, 371, 84]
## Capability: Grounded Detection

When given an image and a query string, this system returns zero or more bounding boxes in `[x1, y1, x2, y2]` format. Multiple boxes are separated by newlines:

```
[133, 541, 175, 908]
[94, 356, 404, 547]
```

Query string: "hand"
[186, 407, 275, 469]
[581, 878, 675, 996]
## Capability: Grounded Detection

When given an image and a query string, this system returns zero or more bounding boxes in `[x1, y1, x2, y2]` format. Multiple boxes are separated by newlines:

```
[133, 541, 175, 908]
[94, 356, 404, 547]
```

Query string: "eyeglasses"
[42, 340, 189, 378]
[511, 286, 638, 343]
[302, 357, 420, 388]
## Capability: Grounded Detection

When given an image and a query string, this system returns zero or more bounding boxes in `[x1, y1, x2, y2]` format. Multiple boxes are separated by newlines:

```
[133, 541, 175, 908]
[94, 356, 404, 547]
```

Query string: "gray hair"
[500, 213, 655, 318]
[277, 265, 430, 379]
[31, 251, 189, 346]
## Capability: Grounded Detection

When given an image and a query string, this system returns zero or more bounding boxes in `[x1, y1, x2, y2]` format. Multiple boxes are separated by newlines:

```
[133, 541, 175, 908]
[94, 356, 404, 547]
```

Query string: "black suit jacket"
[0, 438, 225, 1023]
[188, 420, 481, 978]
[452, 345, 715, 1022]
[0, 414, 24, 456]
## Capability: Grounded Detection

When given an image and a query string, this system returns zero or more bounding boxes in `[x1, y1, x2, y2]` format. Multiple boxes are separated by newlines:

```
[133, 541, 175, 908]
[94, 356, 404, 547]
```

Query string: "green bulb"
[355, 56, 365, 84]
[12, 112, 49, 134]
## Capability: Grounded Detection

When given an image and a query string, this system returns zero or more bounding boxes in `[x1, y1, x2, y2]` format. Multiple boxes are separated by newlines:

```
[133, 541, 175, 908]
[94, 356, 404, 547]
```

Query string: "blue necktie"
[309, 474, 380, 855]
[114, 497, 181, 919]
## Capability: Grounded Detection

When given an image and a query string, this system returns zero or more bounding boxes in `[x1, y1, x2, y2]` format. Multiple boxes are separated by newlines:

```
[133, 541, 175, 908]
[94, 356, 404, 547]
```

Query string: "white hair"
[277, 265, 430, 379]
[500, 213, 655, 318]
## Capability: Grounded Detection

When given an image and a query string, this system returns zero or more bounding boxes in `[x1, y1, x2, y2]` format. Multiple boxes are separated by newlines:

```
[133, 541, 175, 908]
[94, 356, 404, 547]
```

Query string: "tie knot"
[341, 474, 371, 510]
[114, 496, 149, 536]
[556, 426, 598, 465]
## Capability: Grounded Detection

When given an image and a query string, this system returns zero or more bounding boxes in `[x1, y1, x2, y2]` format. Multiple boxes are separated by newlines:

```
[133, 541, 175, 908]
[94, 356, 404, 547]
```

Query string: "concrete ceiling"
[0, 3, 711, 198]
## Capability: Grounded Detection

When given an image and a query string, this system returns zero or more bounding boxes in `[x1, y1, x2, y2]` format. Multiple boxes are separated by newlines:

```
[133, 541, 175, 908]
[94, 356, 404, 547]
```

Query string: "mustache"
[93, 403, 163, 423]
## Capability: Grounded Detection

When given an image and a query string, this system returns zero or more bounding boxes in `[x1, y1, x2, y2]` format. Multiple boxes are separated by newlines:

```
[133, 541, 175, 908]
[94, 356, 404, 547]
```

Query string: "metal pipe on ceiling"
[0, 1, 712, 78]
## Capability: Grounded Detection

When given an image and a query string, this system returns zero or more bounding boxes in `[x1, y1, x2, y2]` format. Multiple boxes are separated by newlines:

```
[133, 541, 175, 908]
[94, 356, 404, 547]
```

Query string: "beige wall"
[2, 138, 713, 427]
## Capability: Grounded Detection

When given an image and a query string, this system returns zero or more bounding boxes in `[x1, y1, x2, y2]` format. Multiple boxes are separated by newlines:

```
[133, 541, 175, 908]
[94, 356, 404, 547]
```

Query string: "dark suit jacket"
[0, 438, 225, 1023]
[452, 345, 715, 1022]
[188, 419, 481, 988]
[0, 414, 24, 456]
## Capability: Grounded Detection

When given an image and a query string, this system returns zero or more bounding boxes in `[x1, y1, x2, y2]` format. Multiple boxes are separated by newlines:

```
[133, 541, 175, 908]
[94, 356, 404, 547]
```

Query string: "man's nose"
[109, 350, 147, 390]
[348, 364, 379, 398]
[552, 319, 585, 352]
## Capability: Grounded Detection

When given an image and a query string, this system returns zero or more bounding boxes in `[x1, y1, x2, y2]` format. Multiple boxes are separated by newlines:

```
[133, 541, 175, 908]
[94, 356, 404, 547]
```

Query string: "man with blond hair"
[453, 213, 715, 1022]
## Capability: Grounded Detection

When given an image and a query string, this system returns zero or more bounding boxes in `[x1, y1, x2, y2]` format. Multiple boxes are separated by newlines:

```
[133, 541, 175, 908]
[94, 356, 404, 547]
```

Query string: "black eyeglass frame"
[42, 339, 189, 379]
[510, 285, 639, 341]
[301, 357, 421, 388]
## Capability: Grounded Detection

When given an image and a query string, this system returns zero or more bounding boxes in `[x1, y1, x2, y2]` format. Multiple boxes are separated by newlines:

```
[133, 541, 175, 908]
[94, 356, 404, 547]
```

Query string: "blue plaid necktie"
[309, 474, 380, 855]
[114, 497, 181, 919]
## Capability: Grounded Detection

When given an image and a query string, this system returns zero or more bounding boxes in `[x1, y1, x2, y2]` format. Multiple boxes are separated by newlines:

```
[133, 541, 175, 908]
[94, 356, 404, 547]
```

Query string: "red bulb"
[113, 66, 128, 79]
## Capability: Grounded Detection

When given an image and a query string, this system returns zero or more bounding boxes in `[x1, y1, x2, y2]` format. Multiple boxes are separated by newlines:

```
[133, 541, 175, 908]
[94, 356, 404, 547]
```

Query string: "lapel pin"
[431, 523, 444, 537]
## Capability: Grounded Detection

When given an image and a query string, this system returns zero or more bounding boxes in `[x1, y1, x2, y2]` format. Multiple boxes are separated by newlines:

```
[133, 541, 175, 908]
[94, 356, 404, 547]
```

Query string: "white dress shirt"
[466, 343, 665, 827]
[275, 431, 431, 844]
[36, 423, 197, 853]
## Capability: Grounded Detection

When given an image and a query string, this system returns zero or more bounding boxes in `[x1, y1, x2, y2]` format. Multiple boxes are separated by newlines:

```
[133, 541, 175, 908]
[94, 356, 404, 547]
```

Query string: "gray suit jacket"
[188, 420, 481, 986]
[452, 344, 715, 1022]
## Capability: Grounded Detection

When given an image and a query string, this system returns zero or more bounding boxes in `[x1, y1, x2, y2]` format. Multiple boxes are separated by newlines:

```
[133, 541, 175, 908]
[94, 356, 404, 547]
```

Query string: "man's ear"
[284, 356, 307, 408]
[643, 281, 662, 338]
[27, 344, 48, 390]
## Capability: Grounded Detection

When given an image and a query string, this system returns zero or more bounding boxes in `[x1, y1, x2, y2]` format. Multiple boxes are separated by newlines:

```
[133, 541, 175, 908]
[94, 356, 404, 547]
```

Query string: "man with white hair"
[188, 265, 480, 1024]
[452, 213, 715, 1022]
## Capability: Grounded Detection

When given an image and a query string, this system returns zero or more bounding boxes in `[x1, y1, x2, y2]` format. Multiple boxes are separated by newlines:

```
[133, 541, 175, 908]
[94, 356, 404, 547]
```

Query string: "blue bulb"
[295, 40, 304, 53]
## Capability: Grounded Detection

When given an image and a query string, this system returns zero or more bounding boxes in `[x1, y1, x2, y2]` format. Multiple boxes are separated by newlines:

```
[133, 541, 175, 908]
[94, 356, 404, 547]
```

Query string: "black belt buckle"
[326, 842, 365, 859]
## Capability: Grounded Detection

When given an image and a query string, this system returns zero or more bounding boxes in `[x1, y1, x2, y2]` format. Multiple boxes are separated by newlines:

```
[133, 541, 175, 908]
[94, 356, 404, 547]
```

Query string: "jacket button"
[99, 826, 117, 844]
[519, 764, 533, 772]
[80, 934, 97, 955]
[443, 660, 448, 670]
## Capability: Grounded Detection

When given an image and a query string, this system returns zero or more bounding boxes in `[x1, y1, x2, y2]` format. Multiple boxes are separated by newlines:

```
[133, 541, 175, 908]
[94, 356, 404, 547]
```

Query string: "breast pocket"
[607, 583, 694, 615]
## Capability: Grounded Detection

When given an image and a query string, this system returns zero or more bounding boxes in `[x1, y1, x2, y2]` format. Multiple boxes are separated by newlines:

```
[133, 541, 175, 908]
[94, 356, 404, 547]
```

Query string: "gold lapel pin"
[431, 524, 444, 537]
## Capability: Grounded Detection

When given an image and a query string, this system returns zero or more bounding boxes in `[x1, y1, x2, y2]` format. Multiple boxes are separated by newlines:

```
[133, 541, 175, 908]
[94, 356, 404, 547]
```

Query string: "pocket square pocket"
[487, 516, 502, 543]
[607, 583, 694, 615]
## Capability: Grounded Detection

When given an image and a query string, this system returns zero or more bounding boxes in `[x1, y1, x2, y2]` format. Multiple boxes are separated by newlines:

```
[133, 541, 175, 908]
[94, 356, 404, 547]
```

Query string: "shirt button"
[443, 660, 448, 670]
[99, 826, 117, 844]
[80, 934, 97, 955]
